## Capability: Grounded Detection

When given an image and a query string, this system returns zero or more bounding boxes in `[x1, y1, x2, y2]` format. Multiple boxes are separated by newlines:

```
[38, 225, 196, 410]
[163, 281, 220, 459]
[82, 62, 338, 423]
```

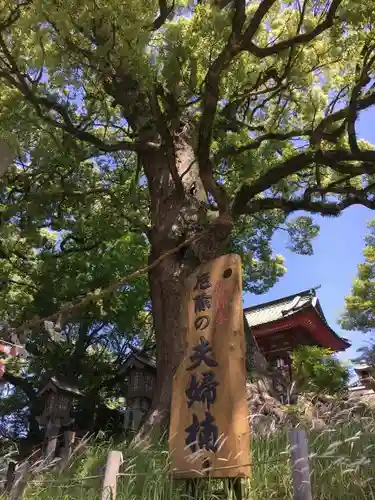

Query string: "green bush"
[291, 346, 349, 395]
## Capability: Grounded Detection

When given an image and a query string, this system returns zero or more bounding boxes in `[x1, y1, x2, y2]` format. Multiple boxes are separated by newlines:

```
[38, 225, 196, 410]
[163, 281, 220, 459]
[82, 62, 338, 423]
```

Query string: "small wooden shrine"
[121, 351, 156, 433]
[36, 377, 84, 462]
[244, 288, 350, 400]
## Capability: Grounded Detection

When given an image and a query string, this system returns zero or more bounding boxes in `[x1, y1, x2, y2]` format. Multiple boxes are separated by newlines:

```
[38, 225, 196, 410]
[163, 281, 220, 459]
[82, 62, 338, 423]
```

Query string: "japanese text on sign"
[169, 254, 251, 479]
[185, 272, 220, 454]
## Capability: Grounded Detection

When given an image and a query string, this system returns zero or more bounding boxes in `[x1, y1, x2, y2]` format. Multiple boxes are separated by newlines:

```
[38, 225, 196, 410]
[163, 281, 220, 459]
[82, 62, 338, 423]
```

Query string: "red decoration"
[0, 341, 22, 380]
[214, 279, 234, 326]
[0, 344, 11, 355]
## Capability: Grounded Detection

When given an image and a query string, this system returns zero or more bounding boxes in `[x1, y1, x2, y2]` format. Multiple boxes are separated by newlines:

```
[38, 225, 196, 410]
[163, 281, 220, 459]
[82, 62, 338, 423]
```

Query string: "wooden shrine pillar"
[63, 430, 76, 459]
[131, 400, 143, 432]
[123, 401, 144, 434]
[57, 430, 76, 472]
[4, 461, 16, 493]
[44, 418, 61, 462]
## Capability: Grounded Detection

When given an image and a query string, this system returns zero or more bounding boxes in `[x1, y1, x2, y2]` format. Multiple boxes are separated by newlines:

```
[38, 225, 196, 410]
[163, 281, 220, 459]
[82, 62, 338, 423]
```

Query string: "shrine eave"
[248, 307, 350, 352]
[38, 377, 85, 398]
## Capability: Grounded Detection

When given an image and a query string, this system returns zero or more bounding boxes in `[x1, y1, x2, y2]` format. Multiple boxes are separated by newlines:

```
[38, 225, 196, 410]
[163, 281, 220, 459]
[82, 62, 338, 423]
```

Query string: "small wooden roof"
[121, 350, 156, 374]
[244, 288, 350, 352]
[38, 377, 84, 398]
[353, 363, 374, 373]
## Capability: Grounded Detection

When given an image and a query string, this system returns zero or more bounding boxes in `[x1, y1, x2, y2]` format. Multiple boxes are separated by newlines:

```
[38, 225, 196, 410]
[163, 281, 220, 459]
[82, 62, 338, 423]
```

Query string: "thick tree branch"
[242, 194, 375, 217]
[311, 92, 375, 147]
[348, 85, 361, 154]
[317, 150, 375, 174]
[243, 0, 342, 57]
[232, 152, 314, 213]
[2, 372, 36, 402]
[0, 278, 37, 291]
[58, 236, 103, 257]
[217, 129, 311, 159]
[197, 0, 276, 212]
[303, 183, 374, 202]
[0, 36, 158, 154]
[197, 0, 248, 213]
[152, 0, 175, 30]
[242, 0, 278, 40]
[348, 45, 375, 153]
[6, 85, 156, 154]
[232, 148, 375, 215]
[0, 1, 32, 31]
[6, 79, 157, 153]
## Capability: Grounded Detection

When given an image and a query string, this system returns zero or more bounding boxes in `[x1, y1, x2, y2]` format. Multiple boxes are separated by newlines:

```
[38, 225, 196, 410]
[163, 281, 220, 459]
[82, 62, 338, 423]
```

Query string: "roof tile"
[244, 289, 314, 328]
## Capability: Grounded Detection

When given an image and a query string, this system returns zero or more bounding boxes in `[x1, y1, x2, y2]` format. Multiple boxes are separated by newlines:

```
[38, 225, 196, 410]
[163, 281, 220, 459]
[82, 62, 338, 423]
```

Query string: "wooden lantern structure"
[122, 351, 156, 433]
[353, 362, 375, 381]
[36, 377, 84, 462]
[244, 288, 350, 401]
[350, 362, 375, 396]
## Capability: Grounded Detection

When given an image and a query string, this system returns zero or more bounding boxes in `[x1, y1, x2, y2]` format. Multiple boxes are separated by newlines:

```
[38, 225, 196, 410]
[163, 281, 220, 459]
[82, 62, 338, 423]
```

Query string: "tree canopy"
[0, 0, 375, 437]
[0, 3, 373, 279]
[341, 219, 375, 334]
[0, 1, 374, 274]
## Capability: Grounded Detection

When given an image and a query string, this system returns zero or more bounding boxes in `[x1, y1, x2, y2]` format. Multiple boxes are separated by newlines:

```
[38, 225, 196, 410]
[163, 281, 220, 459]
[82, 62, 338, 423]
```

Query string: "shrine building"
[244, 288, 350, 370]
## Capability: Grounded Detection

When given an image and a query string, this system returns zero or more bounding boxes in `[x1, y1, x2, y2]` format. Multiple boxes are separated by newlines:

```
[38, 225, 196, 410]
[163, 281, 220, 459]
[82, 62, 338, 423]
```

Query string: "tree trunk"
[137, 253, 192, 441]
[135, 135, 233, 443]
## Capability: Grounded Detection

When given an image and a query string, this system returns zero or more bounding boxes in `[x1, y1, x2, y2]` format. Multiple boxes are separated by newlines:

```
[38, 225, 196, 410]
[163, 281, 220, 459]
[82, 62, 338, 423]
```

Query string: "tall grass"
[10, 403, 375, 499]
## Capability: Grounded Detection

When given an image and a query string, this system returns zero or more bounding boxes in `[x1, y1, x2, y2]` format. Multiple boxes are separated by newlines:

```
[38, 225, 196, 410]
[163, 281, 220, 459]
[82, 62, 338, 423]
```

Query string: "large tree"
[1, 0, 375, 435]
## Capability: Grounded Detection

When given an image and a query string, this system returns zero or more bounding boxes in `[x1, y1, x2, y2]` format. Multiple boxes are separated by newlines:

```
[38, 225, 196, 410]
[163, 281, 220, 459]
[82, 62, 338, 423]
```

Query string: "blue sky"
[243, 108, 375, 364]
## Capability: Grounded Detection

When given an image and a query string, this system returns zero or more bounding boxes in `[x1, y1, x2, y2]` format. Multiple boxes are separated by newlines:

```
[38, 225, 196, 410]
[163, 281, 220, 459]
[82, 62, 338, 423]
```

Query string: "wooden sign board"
[169, 254, 251, 478]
